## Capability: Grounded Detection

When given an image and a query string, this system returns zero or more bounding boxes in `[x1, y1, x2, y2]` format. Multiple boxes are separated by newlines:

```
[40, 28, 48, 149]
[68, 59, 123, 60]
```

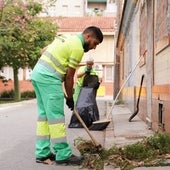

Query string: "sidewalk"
[98, 96, 170, 170]
[104, 104, 153, 148]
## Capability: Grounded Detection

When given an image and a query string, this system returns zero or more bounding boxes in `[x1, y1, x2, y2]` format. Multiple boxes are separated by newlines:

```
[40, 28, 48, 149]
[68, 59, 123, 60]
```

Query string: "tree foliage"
[0, 0, 58, 69]
[0, 0, 58, 100]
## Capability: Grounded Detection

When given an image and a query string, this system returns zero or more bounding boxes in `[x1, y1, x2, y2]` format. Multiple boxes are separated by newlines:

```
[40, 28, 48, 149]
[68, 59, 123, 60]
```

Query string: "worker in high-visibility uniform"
[73, 56, 101, 104]
[31, 26, 103, 166]
[68, 56, 101, 128]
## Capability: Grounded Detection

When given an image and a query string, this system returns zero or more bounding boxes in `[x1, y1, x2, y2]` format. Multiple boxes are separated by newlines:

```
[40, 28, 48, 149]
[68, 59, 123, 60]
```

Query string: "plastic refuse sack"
[68, 75, 100, 128]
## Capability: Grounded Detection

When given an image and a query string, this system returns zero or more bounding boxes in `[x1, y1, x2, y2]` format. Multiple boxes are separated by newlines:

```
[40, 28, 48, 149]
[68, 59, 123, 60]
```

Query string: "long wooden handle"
[73, 109, 101, 147]
[106, 50, 147, 119]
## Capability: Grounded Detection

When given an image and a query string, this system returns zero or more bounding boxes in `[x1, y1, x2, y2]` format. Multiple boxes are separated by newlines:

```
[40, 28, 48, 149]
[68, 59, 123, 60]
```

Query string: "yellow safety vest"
[38, 34, 84, 81]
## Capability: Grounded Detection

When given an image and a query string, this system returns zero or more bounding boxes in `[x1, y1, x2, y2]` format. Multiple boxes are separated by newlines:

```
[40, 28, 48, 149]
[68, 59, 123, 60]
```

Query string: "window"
[62, 5, 68, 16]
[109, 0, 115, 3]
[105, 65, 114, 82]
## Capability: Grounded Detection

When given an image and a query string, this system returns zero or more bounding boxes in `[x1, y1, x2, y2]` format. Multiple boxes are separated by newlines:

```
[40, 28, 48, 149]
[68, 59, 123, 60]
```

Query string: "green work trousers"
[32, 80, 72, 161]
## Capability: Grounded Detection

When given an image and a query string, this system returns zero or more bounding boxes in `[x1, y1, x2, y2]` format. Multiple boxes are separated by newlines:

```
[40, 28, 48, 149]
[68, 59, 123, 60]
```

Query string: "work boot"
[36, 153, 55, 165]
[55, 154, 83, 165]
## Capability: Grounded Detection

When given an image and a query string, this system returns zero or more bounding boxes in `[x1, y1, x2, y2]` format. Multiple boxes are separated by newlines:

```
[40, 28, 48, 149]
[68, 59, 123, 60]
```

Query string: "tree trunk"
[13, 68, 21, 101]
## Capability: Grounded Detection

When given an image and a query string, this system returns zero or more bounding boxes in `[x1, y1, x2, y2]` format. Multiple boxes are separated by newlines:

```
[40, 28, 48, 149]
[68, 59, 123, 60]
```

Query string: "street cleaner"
[68, 56, 101, 128]
[73, 56, 101, 104]
[31, 26, 103, 166]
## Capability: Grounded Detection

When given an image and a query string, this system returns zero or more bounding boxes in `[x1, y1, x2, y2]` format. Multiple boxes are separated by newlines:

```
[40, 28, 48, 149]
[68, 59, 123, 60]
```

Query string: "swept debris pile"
[74, 133, 170, 170]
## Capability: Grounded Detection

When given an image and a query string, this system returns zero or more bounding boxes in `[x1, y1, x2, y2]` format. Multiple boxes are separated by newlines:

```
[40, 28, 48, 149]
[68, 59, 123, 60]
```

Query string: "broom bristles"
[92, 119, 111, 124]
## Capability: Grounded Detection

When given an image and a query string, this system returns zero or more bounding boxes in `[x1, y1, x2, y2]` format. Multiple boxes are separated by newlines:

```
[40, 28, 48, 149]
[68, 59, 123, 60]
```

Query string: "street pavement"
[0, 98, 104, 170]
[0, 97, 170, 170]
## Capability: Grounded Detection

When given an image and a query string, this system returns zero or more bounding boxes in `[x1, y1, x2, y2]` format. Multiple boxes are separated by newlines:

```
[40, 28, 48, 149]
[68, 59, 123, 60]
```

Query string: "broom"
[89, 50, 147, 131]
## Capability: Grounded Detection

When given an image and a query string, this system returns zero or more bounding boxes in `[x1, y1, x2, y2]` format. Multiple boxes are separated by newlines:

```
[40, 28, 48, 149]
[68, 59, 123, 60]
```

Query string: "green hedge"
[0, 90, 35, 100]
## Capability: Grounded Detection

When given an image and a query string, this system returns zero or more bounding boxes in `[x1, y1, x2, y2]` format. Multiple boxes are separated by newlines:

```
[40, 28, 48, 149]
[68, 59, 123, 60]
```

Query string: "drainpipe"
[152, 0, 155, 84]
[146, 0, 154, 126]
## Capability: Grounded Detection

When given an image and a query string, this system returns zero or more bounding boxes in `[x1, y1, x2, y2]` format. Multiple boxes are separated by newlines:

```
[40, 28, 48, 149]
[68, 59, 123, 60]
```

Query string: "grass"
[74, 132, 170, 170]
[0, 90, 35, 104]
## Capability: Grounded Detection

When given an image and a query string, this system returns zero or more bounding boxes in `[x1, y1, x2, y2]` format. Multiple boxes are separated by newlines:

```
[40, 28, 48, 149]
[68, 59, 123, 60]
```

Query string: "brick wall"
[0, 80, 34, 93]
[140, 2, 147, 54]
[0, 79, 114, 96]
[154, 46, 170, 84]
[123, 85, 170, 133]
[155, 0, 168, 41]
[152, 85, 170, 132]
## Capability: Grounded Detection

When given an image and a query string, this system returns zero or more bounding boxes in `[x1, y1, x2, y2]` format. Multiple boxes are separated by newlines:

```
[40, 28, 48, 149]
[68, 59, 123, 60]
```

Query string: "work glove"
[85, 67, 91, 75]
[66, 97, 74, 111]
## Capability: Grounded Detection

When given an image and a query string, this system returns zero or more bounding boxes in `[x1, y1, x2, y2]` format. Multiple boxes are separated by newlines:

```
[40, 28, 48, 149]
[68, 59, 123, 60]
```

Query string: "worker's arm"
[77, 70, 86, 78]
[64, 67, 75, 98]
[64, 67, 76, 110]
[77, 66, 91, 78]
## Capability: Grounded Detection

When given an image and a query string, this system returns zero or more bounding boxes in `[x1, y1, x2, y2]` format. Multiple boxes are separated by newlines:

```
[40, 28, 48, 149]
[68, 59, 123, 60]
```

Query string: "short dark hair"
[83, 26, 103, 43]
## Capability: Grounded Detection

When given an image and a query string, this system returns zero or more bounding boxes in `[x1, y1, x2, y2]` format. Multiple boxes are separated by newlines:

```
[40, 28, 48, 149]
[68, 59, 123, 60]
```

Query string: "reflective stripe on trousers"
[32, 80, 72, 160]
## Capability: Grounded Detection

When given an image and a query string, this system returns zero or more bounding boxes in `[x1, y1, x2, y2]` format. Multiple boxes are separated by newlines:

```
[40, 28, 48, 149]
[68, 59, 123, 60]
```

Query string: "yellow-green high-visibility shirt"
[77, 66, 99, 87]
[32, 34, 84, 82]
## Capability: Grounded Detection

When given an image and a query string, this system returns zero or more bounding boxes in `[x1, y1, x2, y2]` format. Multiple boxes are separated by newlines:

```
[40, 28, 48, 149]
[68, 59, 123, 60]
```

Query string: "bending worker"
[73, 56, 101, 104]
[31, 26, 103, 166]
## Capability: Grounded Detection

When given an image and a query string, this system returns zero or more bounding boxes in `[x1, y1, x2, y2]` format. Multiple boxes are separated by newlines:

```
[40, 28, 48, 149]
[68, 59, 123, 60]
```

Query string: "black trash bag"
[83, 74, 100, 89]
[68, 104, 97, 128]
[68, 87, 100, 128]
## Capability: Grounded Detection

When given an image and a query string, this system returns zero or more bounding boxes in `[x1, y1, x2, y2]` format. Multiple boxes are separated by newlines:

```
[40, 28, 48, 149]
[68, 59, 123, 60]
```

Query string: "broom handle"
[106, 50, 147, 119]
[64, 91, 101, 147]
[73, 109, 101, 147]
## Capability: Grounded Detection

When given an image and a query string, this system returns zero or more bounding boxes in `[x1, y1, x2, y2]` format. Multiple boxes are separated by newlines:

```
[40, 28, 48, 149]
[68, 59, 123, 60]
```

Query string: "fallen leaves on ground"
[74, 133, 170, 170]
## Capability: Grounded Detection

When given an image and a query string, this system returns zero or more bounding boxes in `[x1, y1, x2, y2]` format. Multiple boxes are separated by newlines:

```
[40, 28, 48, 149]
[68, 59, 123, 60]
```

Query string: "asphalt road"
[0, 99, 105, 170]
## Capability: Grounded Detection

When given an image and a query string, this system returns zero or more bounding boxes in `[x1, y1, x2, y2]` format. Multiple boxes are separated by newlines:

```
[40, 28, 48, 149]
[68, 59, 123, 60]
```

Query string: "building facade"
[39, 0, 117, 17]
[115, 0, 170, 133]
